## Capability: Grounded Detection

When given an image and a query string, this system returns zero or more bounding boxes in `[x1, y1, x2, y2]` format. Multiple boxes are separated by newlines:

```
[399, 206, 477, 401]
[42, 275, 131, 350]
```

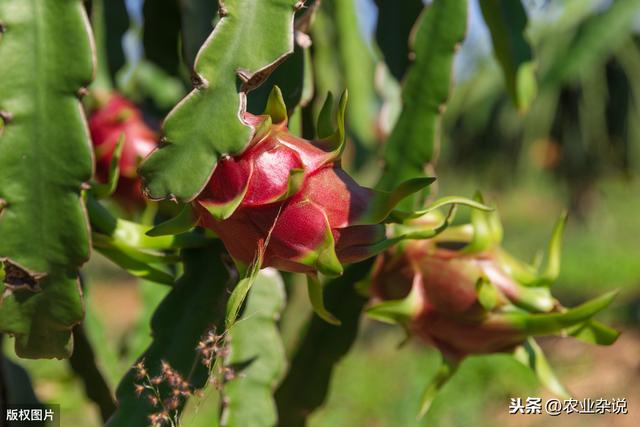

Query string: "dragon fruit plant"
[368, 201, 619, 415]
[0, 0, 626, 426]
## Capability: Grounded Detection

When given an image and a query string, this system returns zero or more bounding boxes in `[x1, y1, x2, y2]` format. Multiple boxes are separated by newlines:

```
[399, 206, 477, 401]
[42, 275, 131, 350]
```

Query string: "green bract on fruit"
[89, 93, 157, 207]
[369, 206, 618, 360]
[194, 88, 434, 277]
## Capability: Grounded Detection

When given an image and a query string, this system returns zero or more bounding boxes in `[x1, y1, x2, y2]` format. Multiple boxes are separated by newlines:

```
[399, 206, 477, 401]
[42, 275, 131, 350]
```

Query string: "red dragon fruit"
[194, 89, 432, 277]
[89, 93, 157, 208]
[369, 207, 618, 360]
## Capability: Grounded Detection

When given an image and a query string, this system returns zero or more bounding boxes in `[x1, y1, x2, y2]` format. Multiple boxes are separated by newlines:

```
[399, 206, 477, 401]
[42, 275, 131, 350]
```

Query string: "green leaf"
[500, 290, 618, 336]
[507, 283, 555, 313]
[499, 213, 566, 288]
[275, 260, 373, 425]
[389, 195, 493, 222]
[146, 205, 199, 237]
[374, 0, 425, 81]
[366, 282, 421, 325]
[226, 272, 260, 329]
[139, 0, 300, 202]
[476, 276, 499, 311]
[264, 85, 288, 124]
[566, 320, 620, 346]
[418, 357, 457, 419]
[479, 0, 537, 111]
[514, 338, 571, 399]
[378, 0, 467, 206]
[357, 177, 436, 225]
[297, 213, 343, 278]
[307, 275, 341, 326]
[316, 92, 335, 139]
[0, 0, 94, 358]
[310, 90, 349, 164]
[221, 269, 287, 427]
[91, 133, 124, 199]
[106, 243, 231, 426]
[535, 212, 567, 286]
[462, 193, 501, 253]
[367, 203, 458, 256]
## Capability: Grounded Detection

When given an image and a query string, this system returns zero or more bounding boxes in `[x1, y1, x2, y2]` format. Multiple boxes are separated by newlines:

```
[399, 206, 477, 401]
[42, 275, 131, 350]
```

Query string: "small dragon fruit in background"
[194, 88, 433, 278]
[368, 202, 619, 415]
[89, 93, 157, 208]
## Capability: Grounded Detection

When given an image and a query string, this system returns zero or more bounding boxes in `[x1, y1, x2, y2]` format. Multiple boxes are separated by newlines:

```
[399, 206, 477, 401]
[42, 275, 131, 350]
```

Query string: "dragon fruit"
[369, 206, 618, 360]
[194, 89, 433, 277]
[89, 93, 157, 208]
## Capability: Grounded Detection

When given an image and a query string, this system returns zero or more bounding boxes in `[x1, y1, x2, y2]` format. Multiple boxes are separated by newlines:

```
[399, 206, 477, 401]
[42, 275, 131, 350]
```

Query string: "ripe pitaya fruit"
[194, 88, 433, 277]
[89, 93, 157, 208]
[369, 205, 618, 360]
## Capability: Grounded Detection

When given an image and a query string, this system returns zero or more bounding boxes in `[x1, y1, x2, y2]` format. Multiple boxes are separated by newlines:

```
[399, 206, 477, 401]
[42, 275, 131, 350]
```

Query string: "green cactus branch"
[68, 322, 117, 422]
[91, 0, 128, 89]
[0, 0, 95, 358]
[180, 0, 218, 70]
[374, 0, 425, 81]
[332, 0, 377, 145]
[106, 243, 230, 426]
[221, 270, 287, 427]
[378, 0, 467, 204]
[275, 260, 373, 427]
[139, 0, 301, 202]
[479, 0, 537, 112]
